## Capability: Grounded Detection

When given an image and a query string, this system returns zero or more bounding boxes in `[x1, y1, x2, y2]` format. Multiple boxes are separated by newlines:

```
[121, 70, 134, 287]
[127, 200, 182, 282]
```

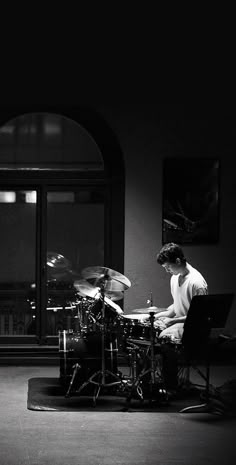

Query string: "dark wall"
[93, 103, 236, 331]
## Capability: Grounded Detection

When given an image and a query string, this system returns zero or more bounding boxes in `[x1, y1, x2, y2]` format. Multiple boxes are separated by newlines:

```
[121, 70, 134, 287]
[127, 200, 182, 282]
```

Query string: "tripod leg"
[76, 369, 101, 396]
[65, 363, 81, 398]
[93, 384, 101, 407]
[126, 367, 151, 405]
[125, 344, 152, 405]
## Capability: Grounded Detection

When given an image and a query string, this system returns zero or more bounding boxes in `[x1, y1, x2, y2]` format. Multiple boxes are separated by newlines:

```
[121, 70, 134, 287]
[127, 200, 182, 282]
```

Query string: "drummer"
[154, 242, 208, 391]
[154, 242, 208, 341]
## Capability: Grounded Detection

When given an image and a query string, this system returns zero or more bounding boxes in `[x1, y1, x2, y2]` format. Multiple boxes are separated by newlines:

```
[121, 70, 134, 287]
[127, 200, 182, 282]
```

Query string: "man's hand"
[161, 317, 176, 327]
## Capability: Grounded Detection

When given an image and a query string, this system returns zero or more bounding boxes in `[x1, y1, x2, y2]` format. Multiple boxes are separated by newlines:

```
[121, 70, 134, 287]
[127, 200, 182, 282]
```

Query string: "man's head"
[156, 242, 186, 275]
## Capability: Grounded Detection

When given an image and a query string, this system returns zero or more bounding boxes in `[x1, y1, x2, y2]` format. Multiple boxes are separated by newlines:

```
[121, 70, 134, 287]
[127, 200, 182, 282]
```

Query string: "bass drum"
[59, 330, 118, 392]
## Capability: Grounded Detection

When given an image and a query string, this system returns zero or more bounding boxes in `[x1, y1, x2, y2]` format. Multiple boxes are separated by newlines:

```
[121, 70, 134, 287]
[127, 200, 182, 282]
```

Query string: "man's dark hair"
[156, 242, 186, 265]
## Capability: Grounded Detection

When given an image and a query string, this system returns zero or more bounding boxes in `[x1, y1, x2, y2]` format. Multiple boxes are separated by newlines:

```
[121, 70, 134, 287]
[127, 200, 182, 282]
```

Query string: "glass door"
[0, 189, 37, 341]
[0, 110, 124, 348]
[0, 183, 107, 344]
[45, 186, 105, 339]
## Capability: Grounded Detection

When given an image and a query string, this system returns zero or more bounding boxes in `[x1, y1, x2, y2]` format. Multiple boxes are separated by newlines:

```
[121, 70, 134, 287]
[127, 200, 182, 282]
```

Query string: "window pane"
[0, 113, 104, 171]
[46, 188, 105, 336]
[0, 190, 37, 335]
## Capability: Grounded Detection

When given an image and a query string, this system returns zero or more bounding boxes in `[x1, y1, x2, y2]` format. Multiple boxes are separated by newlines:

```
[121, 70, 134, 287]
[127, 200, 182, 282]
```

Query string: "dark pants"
[160, 343, 178, 390]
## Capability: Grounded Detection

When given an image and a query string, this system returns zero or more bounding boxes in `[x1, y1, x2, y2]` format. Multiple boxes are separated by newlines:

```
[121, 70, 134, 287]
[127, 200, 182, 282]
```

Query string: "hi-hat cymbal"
[123, 313, 148, 320]
[81, 266, 131, 291]
[74, 279, 124, 302]
[47, 252, 71, 269]
[131, 306, 159, 314]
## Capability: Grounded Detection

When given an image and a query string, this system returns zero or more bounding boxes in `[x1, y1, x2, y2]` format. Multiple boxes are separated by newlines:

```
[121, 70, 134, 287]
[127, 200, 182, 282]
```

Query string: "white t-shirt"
[159, 263, 208, 342]
[170, 263, 208, 317]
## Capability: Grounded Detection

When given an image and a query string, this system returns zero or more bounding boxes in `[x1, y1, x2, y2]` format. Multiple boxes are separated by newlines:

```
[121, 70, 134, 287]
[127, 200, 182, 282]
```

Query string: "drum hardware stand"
[65, 362, 81, 398]
[118, 341, 146, 399]
[74, 275, 126, 406]
[125, 341, 140, 381]
[126, 310, 167, 406]
[58, 329, 78, 397]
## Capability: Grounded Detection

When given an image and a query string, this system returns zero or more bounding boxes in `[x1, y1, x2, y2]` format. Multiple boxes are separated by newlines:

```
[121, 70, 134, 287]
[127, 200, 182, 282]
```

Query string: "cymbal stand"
[126, 311, 167, 405]
[75, 275, 126, 406]
[125, 340, 140, 381]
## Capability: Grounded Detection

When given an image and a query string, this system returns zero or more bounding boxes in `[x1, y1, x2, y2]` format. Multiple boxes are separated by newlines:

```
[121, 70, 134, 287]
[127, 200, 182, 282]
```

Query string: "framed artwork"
[162, 158, 220, 244]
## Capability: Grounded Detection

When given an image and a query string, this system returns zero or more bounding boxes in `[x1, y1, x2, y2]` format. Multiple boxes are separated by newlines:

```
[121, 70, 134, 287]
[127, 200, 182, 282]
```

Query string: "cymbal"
[81, 266, 131, 291]
[104, 290, 124, 301]
[130, 306, 159, 314]
[74, 279, 124, 302]
[74, 280, 123, 314]
[47, 252, 71, 269]
[123, 313, 148, 320]
[128, 338, 161, 347]
[74, 280, 100, 299]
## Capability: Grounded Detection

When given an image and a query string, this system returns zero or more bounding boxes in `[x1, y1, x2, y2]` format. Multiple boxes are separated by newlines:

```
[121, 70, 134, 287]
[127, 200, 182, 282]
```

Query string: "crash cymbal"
[74, 279, 124, 302]
[81, 266, 131, 290]
[47, 252, 71, 269]
[131, 306, 159, 314]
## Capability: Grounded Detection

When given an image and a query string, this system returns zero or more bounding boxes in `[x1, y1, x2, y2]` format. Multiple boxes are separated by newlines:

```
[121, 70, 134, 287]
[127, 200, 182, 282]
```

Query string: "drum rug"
[27, 377, 201, 412]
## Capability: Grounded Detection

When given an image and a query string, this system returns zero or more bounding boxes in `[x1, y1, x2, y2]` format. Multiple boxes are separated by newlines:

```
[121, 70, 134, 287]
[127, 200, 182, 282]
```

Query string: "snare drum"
[59, 330, 118, 390]
[122, 314, 151, 341]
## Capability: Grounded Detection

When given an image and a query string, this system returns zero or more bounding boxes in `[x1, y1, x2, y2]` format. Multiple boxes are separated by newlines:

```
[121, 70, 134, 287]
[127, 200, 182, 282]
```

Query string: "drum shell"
[122, 318, 151, 341]
[77, 298, 98, 334]
[78, 298, 120, 334]
[88, 299, 120, 327]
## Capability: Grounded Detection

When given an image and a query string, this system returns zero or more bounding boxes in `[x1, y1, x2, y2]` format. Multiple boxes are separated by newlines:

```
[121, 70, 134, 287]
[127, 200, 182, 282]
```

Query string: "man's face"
[161, 260, 180, 275]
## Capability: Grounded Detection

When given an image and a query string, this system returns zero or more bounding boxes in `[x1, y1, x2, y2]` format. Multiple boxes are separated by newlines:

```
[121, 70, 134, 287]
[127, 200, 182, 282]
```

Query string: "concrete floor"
[0, 365, 236, 465]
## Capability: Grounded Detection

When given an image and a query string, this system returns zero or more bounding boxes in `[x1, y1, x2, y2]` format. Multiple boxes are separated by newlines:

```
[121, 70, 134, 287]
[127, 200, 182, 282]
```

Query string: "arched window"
[0, 112, 104, 170]
[0, 108, 124, 345]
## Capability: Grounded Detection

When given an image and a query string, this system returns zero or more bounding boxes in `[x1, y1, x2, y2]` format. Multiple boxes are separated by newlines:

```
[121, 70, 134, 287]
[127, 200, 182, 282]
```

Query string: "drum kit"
[51, 254, 170, 406]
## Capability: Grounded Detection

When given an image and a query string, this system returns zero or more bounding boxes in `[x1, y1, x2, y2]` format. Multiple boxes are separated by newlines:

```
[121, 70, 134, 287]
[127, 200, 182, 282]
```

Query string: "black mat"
[27, 377, 201, 412]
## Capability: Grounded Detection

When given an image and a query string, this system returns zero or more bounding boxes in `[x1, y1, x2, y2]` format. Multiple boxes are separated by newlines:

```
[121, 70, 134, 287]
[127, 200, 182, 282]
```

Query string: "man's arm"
[163, 287, 208, 325]
[164, 315, 186, 325]
[154, 304, 175, 319]
[154, 286, 208, 326]
[192, 287, 208, 296]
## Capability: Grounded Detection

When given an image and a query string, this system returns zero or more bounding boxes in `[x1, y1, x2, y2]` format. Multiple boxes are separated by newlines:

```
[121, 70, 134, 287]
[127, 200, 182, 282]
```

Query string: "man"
[154, 242, 208, 391]
[155, 242, 208, 341]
